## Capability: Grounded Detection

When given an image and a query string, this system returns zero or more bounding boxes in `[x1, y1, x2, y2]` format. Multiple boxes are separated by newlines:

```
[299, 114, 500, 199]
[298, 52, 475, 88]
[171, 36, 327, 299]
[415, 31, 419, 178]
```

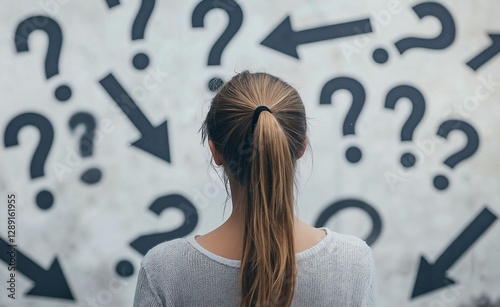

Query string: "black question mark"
[131, 0, 156, 70]
[4, 112, 55, 209]
[384, 85, 426, 167]
[192, 0, 243, 91]
[14, 16, 71, 102]
[433, 120, 479, 190]
[373, 1, 456, 64]
[315, 199, 382, 246]
[68, 112, 103, 184]
[320, 77, 366, 163]
[116, 194, 198, 277]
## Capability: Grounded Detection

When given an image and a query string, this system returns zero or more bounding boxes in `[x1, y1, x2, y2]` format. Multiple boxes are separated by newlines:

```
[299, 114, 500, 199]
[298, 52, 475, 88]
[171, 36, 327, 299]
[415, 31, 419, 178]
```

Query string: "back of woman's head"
[201, 71, 307, 307]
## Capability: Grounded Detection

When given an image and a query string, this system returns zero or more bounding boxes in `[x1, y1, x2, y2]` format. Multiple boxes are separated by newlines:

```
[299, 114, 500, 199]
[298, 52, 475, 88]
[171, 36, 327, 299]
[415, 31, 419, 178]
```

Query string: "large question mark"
[68, 112, 103, 185]
[4, 112, 55, 209]
[384, 85, 426, 168]
[192, 0, 243, 91]
[433, 120, 479, 191]
[315, 199, 382, 246]
[372, 1, 455, 64]
[319, 77, 366, 163]
[130, 0, 155, 70]
[115, 194, 198, 277]
[14, 16, 71, 102]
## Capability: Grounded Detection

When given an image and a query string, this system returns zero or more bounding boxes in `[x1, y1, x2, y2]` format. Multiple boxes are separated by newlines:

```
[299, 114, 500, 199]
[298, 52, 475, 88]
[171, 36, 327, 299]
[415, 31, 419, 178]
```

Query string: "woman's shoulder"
[140, 238, 190, 268]
[323, 228, 375, 266]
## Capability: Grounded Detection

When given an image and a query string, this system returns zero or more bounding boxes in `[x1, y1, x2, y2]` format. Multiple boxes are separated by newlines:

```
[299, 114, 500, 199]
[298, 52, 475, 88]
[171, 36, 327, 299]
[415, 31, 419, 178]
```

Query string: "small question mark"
[4, 112, 55, 209]
[433, 119, 479, 190]
[320, 76, 366, 163]
[115, 194, 198, 277]
[384, 85, 426, 168]
[372, 1, 456, 64]
[315, 198, 382, 246]
[130, 0, 156, 70]
[192, 0, 243, 91]
[68, 112, 103, 185]
[14, 16, 72, 102]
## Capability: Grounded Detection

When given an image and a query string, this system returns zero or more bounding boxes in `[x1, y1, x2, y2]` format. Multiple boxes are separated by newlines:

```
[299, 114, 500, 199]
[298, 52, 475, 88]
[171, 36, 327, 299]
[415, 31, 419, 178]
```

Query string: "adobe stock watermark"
[427, 284, 466, 307]
[341, 0, 403, 63]
[384, 73, 500, 192]
[81, 275, 129, 307]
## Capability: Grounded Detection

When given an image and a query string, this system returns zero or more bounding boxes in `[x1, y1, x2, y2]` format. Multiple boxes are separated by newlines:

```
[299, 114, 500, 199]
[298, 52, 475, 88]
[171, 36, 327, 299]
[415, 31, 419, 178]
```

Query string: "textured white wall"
[0, 0, 499, 306]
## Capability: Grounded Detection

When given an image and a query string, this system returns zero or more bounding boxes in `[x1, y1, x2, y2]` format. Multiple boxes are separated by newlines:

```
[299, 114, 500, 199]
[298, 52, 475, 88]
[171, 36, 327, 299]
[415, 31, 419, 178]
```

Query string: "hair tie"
[251, 106, 272, 136]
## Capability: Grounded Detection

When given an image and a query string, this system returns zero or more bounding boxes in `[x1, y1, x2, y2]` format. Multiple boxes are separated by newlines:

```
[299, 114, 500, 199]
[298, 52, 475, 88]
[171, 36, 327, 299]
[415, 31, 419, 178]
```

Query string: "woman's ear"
[297, 138, 308, 160]
[208, 139, 224, 166]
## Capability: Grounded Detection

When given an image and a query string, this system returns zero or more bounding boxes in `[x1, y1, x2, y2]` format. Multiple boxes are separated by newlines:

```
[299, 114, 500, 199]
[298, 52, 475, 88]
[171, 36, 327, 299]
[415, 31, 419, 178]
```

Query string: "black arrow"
[411, 207, 497, 298]
[261, 16, 372, 59]
[0, 237, 74, 300]
[466, 33, 500, 71]
[99, 73, 171, 163]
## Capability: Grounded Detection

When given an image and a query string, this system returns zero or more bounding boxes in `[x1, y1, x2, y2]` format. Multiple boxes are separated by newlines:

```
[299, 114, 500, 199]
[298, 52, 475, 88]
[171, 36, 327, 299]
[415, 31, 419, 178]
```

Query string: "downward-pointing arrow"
[0, 237, 74, 300]
[99, 73, 171, 163]
[411, 207, 497, 298]
[260, 16, 372, 59]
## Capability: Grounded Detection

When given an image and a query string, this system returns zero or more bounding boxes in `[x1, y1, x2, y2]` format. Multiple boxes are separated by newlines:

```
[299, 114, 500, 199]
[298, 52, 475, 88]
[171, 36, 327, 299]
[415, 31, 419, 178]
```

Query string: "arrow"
[466, 33, 500, 71]
[261, 16, 372, 59]
[0, 237, 74, 300]
[99, 73, 171, 163]
[411, 207, 497, 298]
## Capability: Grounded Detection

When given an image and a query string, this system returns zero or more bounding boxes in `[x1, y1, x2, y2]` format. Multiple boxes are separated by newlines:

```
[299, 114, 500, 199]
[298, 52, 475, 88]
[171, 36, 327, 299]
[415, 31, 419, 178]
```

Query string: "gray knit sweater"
[133, 227, 377, 306]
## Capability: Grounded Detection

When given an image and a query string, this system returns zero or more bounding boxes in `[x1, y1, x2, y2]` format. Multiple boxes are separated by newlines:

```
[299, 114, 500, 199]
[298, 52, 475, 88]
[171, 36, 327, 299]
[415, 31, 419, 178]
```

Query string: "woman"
[133, 71, 377, 306]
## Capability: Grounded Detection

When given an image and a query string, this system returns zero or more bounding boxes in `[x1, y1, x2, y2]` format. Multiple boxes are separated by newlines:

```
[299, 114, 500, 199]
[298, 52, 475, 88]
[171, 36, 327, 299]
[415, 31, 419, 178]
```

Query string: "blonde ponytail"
[201, 71, 307, 307]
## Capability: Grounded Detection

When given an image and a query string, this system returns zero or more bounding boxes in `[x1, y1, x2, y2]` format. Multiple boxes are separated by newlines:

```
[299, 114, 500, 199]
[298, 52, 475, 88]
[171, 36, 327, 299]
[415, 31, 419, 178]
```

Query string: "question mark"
[68, 112, 103, 185]
[384, 85, 426, 168]
[372, 1, 456, 64]
[433, 119, 479, 190]
[14, 16, 72, 102]
[320, 77, 365, 163]
[192, 0, 243, 91]
[115, 194, 198, 277]
[130, 0, 156, 70]
[4, 112, 55, 209]
[315, 198, 382, 246]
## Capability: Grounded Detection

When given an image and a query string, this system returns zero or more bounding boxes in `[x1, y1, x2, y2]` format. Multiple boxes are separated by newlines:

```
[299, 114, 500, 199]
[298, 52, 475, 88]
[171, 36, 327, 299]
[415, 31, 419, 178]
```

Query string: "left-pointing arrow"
[0, 237, 74, 300]
[260, 16, 372, 59]
[99, 73, 171, 163]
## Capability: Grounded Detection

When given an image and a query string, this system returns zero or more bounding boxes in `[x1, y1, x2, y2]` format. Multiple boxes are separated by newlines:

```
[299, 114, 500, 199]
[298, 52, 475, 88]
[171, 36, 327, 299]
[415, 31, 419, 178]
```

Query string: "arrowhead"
[411, 256, 455, 298]
[488, 33, 500, 46]
[260, 16, 300, 59]
[131, 121, 171, 163]
[26, 258, 75, 300]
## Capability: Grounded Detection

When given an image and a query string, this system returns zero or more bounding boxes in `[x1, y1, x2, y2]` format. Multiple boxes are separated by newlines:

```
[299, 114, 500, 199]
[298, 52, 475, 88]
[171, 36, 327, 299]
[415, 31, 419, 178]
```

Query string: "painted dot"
[208, 77, 224, 92]
[55, 85, 72, 102]
[80, 168, 102, 184]
[116, 260, 134, 277]
[433, 175, 449, 190]
[401, 152, 416, 168]
[133, 53, 149, 70]
[372, 48, 389, 64]
[36, 190, 54, 209]
[345, 146, 362, 163]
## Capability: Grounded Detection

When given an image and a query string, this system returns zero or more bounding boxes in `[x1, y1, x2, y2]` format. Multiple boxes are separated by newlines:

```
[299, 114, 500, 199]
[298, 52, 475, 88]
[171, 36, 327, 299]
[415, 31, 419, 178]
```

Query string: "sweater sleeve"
[133, 264, 164, 307]
[361, 247, 378, 307]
